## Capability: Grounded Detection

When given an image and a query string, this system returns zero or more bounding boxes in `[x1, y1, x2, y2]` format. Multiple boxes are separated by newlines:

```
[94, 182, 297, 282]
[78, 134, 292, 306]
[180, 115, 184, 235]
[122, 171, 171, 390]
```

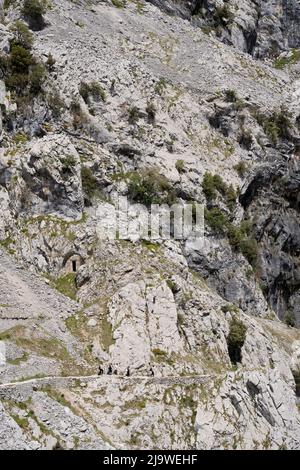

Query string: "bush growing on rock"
[47, 91, 65, 118]
[29, 63, 46, 94]
[146, 101, 156, 124]
[234, 161, 249, 178]
[10, 21, 33, 49]
[175, 159, 185, 174]
[22, 0, 47, 30]
[284, 311, 296, 327]
[81, 166, 100, 201]
[225, 89, 237, 102]
[227, 317, 247, 365]
[205, 207, 259, 267]
[254, 108, 292, 143]
[46, 53, 56, 71]
[202, 172, 227, 200]
[204, 207, 228, 234]
[128, 105, 140, 124]
[202, 172, 237, 211]
[79, 81, 106, 103]
[10, 44, 34, 73]
[127, 168, 176, 206]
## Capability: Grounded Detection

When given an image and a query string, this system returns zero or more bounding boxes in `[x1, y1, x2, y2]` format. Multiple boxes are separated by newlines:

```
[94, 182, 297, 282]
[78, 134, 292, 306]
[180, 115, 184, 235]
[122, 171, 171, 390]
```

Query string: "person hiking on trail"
[149, 366, 154, 377]
[98, 365, 104, 376]
[126, 366, 130, 377]
[107, 364, 113, 375]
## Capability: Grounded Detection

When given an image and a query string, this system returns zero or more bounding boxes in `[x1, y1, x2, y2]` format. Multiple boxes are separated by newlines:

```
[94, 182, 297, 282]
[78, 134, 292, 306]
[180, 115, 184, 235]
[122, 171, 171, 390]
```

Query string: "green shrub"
[5, 72, 29, 92]
[239, 237, 259, 267]
[128, 105, 140, 124]
[47, 91, 65, 117]
[238, 128, 253, 150]
[273, 49, 300, 69]
[284, 311, 295, 327]
[175, 159, 185, 174]
[205, 207, 258, 267]
[10, 21, 33, 49]
[225, 89, 237, 102]
[79, 81, 106, 103]
[29, 63, 46, 94]
[127, 168, 176, 206]
[202, 172, 236, 211]
[0, 54, 9, 78]
[46, 53, 56, 71]
[10, 44, 34, 73]
[225, 184, 237, 212]
[234, 161, 249, 178]
[22, 0, 47, 29]
[255, 108, 292, 143]
[214, 5, 234, 25]
[204, 207, 228, 234]
[227, 317, 247, 365]
[146, 101, 156, 123]
[111, 0, 126, 7]
[81, 166, 99, 199]
[202, 172, 227, 200]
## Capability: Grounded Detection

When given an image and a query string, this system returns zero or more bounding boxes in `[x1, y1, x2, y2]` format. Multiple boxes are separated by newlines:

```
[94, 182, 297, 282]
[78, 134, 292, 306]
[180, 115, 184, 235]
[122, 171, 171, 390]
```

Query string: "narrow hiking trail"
[0, 373, 213, 390]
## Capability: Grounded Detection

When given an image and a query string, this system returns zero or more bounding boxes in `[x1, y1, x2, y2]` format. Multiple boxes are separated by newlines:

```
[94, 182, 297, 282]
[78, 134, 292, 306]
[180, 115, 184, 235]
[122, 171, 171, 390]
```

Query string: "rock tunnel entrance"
[63, 253, 84, 274]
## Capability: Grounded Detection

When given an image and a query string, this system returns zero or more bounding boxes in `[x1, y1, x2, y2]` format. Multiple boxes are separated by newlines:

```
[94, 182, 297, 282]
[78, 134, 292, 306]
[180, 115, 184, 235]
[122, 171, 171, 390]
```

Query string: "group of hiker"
[98, 364, 155, 377]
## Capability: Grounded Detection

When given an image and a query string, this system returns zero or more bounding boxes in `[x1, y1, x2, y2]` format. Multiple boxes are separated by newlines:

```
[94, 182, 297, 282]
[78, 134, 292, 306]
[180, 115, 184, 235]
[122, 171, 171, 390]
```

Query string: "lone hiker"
[98, 366, 104, 376]
[126, 366, 130, 377]
[149, 366, 154, 377]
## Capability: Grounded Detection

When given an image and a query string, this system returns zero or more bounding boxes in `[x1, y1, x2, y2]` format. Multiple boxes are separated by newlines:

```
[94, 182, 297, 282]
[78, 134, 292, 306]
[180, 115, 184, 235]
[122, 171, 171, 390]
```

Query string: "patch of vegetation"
[205, 208, 259, 267]
[202, 172, 230, 200]
[81, 166, 100, 200]
[221, 304, 239, 314]
[0, 236, 16, 254]
[1, 19, 47, 103]
[128, 105, 140, 124]
[202, 172, 238, 213]
[227, 317, 247, 365]
[10, 21, 33, 49]
[146, 101, 156, 124]
[52, 273, 77, 300]
[22, 0, 48, 30]
[7, 352, 29, 365]
[238, 128, 253, 150]
[234, 161, 249, 178]
[225, 89, 237, 102]
[127, 168, 177, 207]
[274, 49, 300, 69]
[175, 159, 185, 174]
[111, 0, 126, 8]
[204, 207, 228, 234]
[213, 5, 234, 26]
[79, 81, 106, 103]
[154, 77, 167, 95]
[11, 414, 29, 429]
[254, 108, 292, 143]
[47, 91, 65, 118]
[284, 311, 296, 328]
[122, 398, 147, 411]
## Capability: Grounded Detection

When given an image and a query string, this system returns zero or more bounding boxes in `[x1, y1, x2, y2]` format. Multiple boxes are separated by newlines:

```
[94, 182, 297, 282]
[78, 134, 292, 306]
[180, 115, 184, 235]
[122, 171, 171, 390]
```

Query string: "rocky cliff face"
[0, 0, 300, 450]
[146, 0, 300, 57]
